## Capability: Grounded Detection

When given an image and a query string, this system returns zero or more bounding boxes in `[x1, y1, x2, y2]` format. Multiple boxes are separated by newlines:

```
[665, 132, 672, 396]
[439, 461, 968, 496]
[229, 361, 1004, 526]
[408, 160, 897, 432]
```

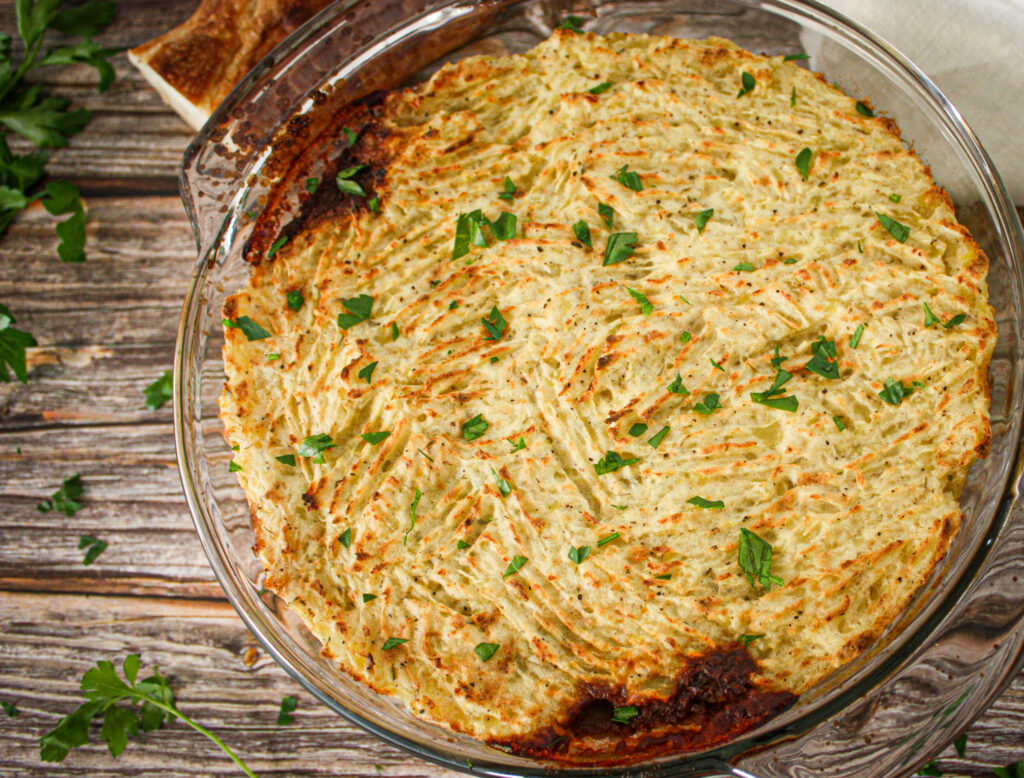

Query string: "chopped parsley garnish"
[503, 555, 527, 578]
[381, 638, 408, 650]
[738, 527, 783, 589]
[404, 488, 421, 545]
[223, 316, 271, 340]
[695, 208, 713, 233]
[783, 257, 798, 264]
[344, 127, 358, 144]
[855, 100, 875, 117]
[752, 393, 798, 412]
[0, 303, 36, 383]
[795, 147, 812, 180]
[737, 71, 756, 97]
[277, 696, 298, 725]
[783, 53, 809, 61]
[336, 294, 374, 329]
[598, 202, 614, 229]
[481, 305, 507, 341]
[944, 314, 967, 328]
[876, 212, 910, 243]
[474, 642, 500, 662]
[597, 532, 620, 547]
[417, 448, 434, 462]
[612, 706, 639, 724]
[339, 527, 352, 548]
[924, 303, 940, 327]
[739, 633, 765, 646]
[879, 377, 918, 406]
[572, 219, 592, 248]
[648, 426, 669, 448]
[489, 211, 517, 241]
[850, 323, 865, 348]
[267, 236, 288, 258]
[693, 393, 721, 415]
[559, 15, 585, 33]
[594, 451, 640, 476]
[498, 176, 517, 201]
[275, 454, 296, 466]
[456, 540, 470, 549]
[667, 374, 690, 395]
[804, 336, 839, 379]
[453, 209, 488, 260]
[492, 467, 511, 497]
[305, 177, 319, 192]
[461, 414, 489, 441]
[710, 357, 726, 372]
[367, 196, 380, 213]
[589, 81, 612, 95]
[790, 86, 796, 108]
[833, 415, 845, 431]
[627, 287, 653, 317]
[687, 496, 724, 509]
[297, 433, 334, 458]
[857, 240, 864, 254]
[612, 504, 627, 511]
[509, 436, 526, 452]
[611, 164, 643, 191]
[733, 262, 755, 272]
[680, 331, 692, 344]
[654, 573, 672, 580]
[628, 423, 648, 437]
[228, 460, 242, 472]
[361, 430, 391, 445]
[391, 321, 399, 340]
[143, 370, 172, 411]
[357, 360, 377, 383]
[286, 290, 304, 311]
[2, 702, 18, 717]
[78, 535, 107, 566]
[38, 474, 83, 516]
[889, 193, 901, 203]
[568, 544, 591, 564]
[603, 232, 638, 266]
[924, 303, 966, 329]
[335, 164, 366, 196]
[771, 347, 786, 369]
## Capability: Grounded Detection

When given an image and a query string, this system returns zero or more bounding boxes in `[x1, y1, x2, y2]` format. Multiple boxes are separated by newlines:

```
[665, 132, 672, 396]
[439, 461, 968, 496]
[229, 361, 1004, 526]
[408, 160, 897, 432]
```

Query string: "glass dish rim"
[172, 0, 1024, 775]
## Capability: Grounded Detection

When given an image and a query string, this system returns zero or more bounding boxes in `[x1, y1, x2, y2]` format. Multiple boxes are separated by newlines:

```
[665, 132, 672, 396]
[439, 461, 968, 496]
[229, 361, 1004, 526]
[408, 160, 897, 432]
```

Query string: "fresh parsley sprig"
[0, 301, 36, 383]
[39, 655, 256, 777]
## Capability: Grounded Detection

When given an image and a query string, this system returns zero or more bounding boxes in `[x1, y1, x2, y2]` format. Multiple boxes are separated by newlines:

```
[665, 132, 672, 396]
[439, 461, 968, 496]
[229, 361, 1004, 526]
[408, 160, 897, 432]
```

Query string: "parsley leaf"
[336, 294, 374, 329]
[222, 315, 271, 341]
[474, 642, 500, 662]
[611, 164, 643, 191]
[597, 532, 620, 547]
[594, 450, 640, 476]
[733, 262, 755, 272]
[783, 53, 809, 61]
[305, 177, 318, 192]
[78, 534, 107, 565]
[2, 701, 19, 717]
[491, 467, 511, 497]
[404, 488, 421, 545]
[917, 762, 942, 777]
[452, 209, 488, 260]
[795, 147, 812, 180]
[737, 71, 756, 97]
[598, 202, 614, 229]
[603, 232, 638, 266]
[343, 127, 358, 144]
[687, 496, 724, 509]
[924, 303, 966, 329]
[739, 633, 765, 646]
[589, 81, 612, 95]
[381, 638, 408, 650]
[361, 430, 391, 445]
[267, 235, 288, 258]
[489, 211, 516, 241]
[612, 706, 639, 724]
[680, 331, 692, 344]
[855, 100, 875, 117]
[277, 696, 297, 725]
[648, 426, 669, 448]
[695, 208, 713, 233]
[509, 436, 526, 452]
[572, 219, 592, 248]
[228, 460, 242, 472]
[850, 323, 865, 348]
[876, 212, 910, 243]
[275, 454, 296, 466]
[335, 164, 366, 196]
[497, 176, 516, 201]
[791, 86, 796, 108]
[710, 357, 726, 371]
[367, 196, 380, 213]
[503, 555, 527, 578]
[738, 527, 783, 590]
[626, 287, 653, 317]
[286, 290, 304, 311]
[628, 422, 648, 437]
[338, 528, 352, 548]
[481, 305, 507, 341]
[559, 15, 585, 33]
[693, 393, 721, 415]
[833, 415, 845, 431]
[954, 734, 967, 758]
[391, 321, 400, 341]
[37, 473, 82, 516]
[667, 375, 690, 395]
[39, 655, 254, 776]
[297, 433, 334, 458]
[461, 414, 489, 441]
[357, 360, 377, 383]
[42, 180, 86, 262]
[568, 544, 591, 564]
[804, 336, 839, 379]
[879, 377, 917, 406]
[143, 370, 172, 411]
[943, 313, 967, 328]
[362, 593, 377, 603]
[889, 193, 901, 203]
[753, 394, 799, 412]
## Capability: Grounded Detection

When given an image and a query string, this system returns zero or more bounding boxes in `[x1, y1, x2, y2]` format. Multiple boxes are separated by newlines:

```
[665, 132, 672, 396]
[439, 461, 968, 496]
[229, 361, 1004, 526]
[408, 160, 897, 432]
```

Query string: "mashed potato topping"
[220, 30, 994, 760]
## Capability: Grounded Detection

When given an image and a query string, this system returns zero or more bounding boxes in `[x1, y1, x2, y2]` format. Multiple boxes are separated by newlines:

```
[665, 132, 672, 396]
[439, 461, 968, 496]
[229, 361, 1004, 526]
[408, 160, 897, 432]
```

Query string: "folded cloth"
[814, 0, 1024, 201]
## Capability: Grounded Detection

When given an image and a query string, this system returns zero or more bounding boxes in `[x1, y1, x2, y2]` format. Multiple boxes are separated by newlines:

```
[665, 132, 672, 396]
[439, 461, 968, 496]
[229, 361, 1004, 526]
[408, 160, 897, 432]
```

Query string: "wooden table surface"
[0, 1, 1022, 775]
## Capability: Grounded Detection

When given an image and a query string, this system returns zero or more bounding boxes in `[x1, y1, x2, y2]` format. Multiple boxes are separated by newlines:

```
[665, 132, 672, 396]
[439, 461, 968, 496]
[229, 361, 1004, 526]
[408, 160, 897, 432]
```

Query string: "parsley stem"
[0, 36, 43, 105]
[136, 695, 256, 777]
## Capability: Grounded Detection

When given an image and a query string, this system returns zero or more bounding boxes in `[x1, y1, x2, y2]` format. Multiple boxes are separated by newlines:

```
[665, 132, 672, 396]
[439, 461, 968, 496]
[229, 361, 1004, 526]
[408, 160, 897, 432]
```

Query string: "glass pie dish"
[173, 0, 1024, 775]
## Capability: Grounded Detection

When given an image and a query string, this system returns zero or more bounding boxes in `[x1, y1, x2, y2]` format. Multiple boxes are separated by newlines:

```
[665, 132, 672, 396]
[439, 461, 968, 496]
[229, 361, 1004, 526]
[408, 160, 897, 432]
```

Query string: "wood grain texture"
[0, 0, 1021, 775]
